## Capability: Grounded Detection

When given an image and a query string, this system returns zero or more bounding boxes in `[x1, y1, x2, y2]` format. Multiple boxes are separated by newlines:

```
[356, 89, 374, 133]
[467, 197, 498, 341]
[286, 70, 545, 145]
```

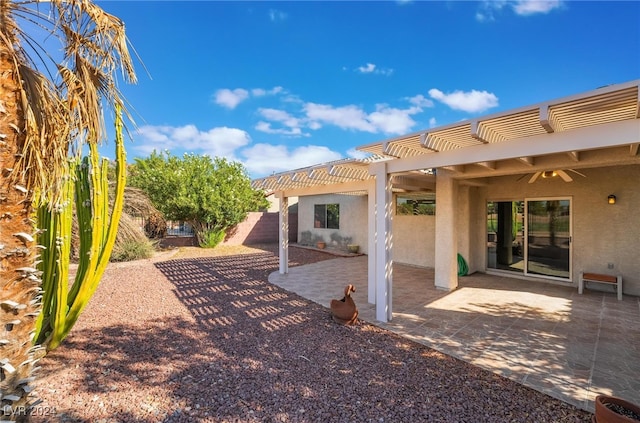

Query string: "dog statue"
[330, 284, 358, 325]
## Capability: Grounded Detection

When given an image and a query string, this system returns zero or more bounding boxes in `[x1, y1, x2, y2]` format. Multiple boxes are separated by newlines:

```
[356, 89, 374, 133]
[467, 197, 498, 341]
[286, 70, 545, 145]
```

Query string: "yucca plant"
[34, 109, 126, 351]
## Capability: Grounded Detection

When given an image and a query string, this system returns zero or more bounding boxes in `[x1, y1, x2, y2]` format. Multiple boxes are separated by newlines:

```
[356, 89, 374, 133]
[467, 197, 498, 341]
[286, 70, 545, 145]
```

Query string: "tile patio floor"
[269, 254, 640, 412]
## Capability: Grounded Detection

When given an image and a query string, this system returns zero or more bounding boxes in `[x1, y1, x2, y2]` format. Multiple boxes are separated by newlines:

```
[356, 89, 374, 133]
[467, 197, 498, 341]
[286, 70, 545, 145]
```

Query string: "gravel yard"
[32, 244, 592, 422]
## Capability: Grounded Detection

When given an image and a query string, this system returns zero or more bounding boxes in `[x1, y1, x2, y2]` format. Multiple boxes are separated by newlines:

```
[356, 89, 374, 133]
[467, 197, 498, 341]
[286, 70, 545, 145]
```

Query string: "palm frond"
[1, 0, 138, 203]
[123, 186, 163, 217]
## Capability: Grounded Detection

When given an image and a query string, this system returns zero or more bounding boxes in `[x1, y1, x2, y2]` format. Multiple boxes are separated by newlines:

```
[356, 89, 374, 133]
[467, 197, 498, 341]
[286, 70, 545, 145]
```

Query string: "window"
[314, 204, 339, 229]
[396, 193, 436, 215]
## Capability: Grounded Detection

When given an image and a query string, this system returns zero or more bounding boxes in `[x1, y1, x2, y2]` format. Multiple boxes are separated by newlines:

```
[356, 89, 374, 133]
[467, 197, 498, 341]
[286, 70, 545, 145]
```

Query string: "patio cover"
[252, 79, 640, 323]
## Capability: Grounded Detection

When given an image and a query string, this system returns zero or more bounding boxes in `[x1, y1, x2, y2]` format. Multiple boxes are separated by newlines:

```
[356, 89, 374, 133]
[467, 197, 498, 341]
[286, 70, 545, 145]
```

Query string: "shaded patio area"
[269, 255, 640, 412]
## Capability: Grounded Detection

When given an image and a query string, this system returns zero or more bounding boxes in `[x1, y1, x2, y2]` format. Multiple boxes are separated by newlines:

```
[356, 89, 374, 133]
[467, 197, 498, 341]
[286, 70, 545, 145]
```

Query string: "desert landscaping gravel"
[32, 244, 592, 422]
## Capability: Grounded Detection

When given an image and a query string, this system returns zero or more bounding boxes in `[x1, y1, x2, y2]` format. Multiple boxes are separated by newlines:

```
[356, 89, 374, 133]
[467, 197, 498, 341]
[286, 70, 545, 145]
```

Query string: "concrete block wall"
[159, 236, 198, 248]
[222, 212, 298, 245]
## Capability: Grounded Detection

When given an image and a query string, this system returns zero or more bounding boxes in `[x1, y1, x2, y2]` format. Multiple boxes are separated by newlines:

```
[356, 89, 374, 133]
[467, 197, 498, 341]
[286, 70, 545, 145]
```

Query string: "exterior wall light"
[542, 170, 558, 178]
[608, 194, 616, 205]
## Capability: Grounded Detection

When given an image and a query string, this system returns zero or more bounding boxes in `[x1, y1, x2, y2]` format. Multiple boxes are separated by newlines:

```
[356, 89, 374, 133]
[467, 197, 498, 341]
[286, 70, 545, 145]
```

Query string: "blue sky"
[96, 1, 640, 178]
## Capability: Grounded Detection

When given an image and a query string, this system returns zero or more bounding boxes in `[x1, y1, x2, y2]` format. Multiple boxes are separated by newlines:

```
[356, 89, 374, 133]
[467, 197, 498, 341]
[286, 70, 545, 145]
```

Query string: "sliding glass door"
[487, 198, 571, 281]
[525, 199, 571, 280]
[487, 201, 525, 273]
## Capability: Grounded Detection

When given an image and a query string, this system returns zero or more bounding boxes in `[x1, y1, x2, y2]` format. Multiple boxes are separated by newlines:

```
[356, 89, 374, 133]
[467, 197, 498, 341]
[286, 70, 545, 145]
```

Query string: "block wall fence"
[160, 212, 298, 248]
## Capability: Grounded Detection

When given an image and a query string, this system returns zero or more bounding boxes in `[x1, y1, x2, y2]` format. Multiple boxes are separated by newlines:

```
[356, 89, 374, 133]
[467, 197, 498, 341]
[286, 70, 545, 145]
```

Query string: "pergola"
[252, 80, 640, 322]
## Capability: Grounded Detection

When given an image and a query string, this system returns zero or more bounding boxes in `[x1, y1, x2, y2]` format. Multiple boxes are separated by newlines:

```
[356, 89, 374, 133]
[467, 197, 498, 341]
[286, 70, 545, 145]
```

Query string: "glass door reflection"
[525, 199, 571, 279]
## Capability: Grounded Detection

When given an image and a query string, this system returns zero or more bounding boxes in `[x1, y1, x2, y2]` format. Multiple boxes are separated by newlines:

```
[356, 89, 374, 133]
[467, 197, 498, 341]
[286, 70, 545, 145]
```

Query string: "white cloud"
[368, 104, 419, 134]
[134, 123, 342, 177]
[407, 94, 434, 108]
[428, 88, 499, 113]
[428, 117, 437, 128]
[304, 103, 377, 133]
[304, 101, 422, 135]
[258, 108, 301, 128]
[346, 148, 369, 160]
[476, 0, 562, 21]
[214, 88, 249, 109]
[281, 93, 303, 104]
[356, 62, 394, 76]
[476, 1, 506, 22]
[201, 86, 444, 176]
[252, 86, 284, 97]
[255, 108, 308, 136]
[513, 0, 562, 15]
[358, 63, 376, 73]
[242, 144, 341, 176]
[214, 86, 285, 109]
[255, 121, 305, 137]
[134, 124, 251, 161]
[269, 9, 287, 22]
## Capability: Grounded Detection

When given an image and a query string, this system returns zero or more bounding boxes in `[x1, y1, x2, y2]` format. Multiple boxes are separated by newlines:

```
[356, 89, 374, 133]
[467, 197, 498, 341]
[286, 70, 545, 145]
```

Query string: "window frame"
[314, 203, 340, 229]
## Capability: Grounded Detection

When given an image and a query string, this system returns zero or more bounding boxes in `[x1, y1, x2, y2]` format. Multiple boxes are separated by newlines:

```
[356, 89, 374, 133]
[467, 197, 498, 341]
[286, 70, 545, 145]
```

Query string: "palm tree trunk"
[0, 49, 42, 421]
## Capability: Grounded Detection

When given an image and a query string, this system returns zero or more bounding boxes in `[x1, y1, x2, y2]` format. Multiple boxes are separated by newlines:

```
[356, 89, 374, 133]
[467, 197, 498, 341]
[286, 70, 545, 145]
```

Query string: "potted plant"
[595, 395, 640, 422]
[311, 234, 326, 249]
[347, 244, 359, 254]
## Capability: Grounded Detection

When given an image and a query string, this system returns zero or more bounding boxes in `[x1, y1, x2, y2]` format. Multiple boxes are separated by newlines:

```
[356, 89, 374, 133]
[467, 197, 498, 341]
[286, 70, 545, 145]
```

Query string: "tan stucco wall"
[479, 164, 640, 296]
[298, 193, 437, 265]
[394, 214, 436, 267]
[466, 186, 485, 275]
[298, 194, 368, 253]
[266, 195, 298, 213]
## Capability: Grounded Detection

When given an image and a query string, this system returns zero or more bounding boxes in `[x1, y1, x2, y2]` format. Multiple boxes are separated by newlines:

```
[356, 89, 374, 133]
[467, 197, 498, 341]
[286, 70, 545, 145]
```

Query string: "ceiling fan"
[520, 169, 587, 183]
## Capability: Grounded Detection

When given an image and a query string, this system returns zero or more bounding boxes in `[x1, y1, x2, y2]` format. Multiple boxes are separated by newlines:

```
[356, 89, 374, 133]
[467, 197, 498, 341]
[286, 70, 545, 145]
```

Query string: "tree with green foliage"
[130, 151, 268, 247]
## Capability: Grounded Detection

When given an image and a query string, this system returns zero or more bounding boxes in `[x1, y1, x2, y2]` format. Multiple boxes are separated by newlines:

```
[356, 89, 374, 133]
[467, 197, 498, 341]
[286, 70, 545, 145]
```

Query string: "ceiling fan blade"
[528, 172, 542, 183]
[557, 169, 573, 182]
[566, 168, 587, 178]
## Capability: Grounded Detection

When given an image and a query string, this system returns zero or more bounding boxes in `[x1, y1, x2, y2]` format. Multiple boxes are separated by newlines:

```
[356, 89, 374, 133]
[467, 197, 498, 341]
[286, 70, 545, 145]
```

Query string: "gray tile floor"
[269, 255, 640, 412]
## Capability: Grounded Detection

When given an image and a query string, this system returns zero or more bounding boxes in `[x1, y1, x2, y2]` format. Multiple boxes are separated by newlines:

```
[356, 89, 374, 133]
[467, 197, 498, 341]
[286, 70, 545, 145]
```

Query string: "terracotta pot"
[316, 241, 326, 249]
[595, 395, 640, 422]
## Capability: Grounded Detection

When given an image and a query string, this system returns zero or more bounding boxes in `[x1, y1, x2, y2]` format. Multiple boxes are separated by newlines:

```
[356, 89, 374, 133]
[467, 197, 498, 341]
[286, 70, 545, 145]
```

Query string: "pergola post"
[367, 179, 376, 305]
[278, 193, 289, 274]
[371, 162, 393, 322]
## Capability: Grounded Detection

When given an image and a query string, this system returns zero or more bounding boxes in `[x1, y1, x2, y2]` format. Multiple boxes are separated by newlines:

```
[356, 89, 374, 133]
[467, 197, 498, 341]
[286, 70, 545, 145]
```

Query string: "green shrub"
[200, 228, 226, 248]
[110, 239, 156, 262]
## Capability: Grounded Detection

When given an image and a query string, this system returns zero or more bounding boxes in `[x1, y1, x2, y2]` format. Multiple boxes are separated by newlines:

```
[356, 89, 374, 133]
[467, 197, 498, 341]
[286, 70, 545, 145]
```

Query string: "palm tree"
[0, 1, 135, 419]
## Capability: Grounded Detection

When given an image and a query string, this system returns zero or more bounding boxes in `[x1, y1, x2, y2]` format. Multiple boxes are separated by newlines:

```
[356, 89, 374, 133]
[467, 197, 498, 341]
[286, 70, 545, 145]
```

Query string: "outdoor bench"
[579, 272, 622, 300]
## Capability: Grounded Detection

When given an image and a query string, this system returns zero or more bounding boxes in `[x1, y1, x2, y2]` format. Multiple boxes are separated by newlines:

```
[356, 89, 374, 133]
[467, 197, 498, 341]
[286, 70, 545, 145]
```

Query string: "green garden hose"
[457, 253, 469, 276]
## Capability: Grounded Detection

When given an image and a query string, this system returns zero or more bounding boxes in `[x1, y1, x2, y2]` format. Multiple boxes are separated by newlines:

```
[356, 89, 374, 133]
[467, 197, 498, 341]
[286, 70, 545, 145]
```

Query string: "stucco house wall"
[467, 186, 486, 276]
[479, 164, 640, 296]
[266, 194, 298, 213]
[298, 193, 438, 267]
[393, 213, 436, 267]
[298, 194, 368, 252]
